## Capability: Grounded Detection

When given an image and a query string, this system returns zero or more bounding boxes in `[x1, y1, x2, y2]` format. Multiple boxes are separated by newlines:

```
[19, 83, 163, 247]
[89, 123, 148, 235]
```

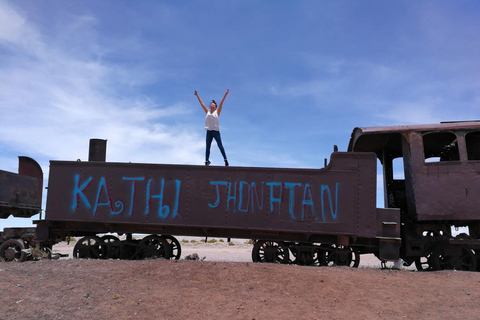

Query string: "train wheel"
[317, 245, 360, 268]
[0, 239, 28, 262]
[139, 235, 171, 260]
[252, 240, 289, 264]
[474, 249, 480, 272]
[414, 252, 436, 271]
[432, 245, 477, 271]
[297, 250, 319, 266]
[73, 236, 105, 259]
[100, 235, 121, 259]
[453, 247, 477, 271]
[161, 235, 181, 260]
[316, 245, 330, 266]
[289, 244, 319, 266]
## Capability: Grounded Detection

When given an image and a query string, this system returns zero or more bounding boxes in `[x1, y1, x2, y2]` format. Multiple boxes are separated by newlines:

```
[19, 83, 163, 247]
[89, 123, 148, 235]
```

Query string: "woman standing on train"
[194, 89, 229, 166]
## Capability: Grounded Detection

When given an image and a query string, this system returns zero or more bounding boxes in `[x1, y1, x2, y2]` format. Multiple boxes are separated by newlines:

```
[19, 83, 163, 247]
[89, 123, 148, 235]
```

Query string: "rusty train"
[1, 121, 479, 271]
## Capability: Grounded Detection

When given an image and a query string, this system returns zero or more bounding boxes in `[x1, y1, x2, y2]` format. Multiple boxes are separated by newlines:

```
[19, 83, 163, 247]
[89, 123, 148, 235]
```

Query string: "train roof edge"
[348, 120, 480, 152]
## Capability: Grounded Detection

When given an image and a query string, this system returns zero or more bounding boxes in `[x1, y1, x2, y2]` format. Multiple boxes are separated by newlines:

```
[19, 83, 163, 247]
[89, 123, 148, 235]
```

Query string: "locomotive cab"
[348, 121, 480, 271]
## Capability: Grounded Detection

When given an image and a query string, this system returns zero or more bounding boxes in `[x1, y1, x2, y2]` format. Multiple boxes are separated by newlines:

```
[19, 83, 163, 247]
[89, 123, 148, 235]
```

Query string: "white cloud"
[0, 2, 204, 167]
[0, 1, 31, 44]
[376, 102, 442, 125]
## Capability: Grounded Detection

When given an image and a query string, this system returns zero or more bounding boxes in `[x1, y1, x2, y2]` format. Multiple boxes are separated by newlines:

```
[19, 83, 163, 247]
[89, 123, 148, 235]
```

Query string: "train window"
[423, 132, 459, 163]
[377, 158, 384, 208]
[392, 157, 404, 180]
[466, 131, 480, 160]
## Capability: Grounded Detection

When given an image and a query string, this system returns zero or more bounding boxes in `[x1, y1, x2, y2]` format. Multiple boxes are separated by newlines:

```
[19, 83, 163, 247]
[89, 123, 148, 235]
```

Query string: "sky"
[1, 0, 479, 229]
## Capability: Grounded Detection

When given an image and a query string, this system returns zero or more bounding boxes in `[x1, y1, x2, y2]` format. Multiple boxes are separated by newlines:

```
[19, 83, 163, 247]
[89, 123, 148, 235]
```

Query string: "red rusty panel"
[45, 152, 378, 239]
[18, 156, 44, 201]
[0, 157, 43, 219]
[414, 162, 480, 220]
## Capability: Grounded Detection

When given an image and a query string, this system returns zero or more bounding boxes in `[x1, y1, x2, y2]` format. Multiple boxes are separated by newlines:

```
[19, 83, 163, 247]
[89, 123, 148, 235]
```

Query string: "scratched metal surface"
[44, 152, 378, 238]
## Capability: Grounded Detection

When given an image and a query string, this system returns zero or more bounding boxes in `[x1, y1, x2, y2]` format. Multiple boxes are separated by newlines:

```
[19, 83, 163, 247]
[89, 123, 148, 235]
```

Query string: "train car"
[349, 121, 480, 271]
[34, 139, 400, 266]
[2, 121, 479, 271]
[0, 157, 43, 262]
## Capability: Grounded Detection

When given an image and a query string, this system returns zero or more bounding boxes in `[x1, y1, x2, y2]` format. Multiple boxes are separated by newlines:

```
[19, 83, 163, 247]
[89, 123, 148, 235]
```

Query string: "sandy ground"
[1, 237, 479, 320]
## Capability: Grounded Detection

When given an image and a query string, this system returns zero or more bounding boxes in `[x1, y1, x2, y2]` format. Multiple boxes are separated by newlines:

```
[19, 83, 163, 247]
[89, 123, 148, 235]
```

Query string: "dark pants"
[206, 130, 227, 161]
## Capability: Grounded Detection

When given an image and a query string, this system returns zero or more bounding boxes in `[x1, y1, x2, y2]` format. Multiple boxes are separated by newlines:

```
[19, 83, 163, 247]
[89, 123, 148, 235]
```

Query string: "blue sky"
[1, 1, 479, 229]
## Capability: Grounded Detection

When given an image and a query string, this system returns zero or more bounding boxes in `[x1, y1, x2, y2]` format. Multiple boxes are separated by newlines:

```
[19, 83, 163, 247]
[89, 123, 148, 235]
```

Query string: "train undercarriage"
[0, 228, 363, 268]
[2, 226, 479, 272]
[401, 222, 480, 272]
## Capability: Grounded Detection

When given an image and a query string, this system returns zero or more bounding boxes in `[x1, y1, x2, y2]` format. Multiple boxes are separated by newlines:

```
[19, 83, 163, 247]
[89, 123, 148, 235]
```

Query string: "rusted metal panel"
[408, 131, 480, 221]
[376, 208, 400, 238]
[45, 152, 379, 240]
[349, 122, 480, 222]
[0, 157, 42, 219]
[414, 163, 480, 220]
[18, 156, 44, 198]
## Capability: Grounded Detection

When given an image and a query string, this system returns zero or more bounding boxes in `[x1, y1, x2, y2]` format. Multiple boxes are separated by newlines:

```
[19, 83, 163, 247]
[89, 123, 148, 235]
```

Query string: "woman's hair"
[211, 100, 217, 107]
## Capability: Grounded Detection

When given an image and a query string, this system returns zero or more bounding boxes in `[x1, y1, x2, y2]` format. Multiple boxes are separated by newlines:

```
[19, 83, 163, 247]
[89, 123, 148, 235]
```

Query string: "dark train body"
[349, 121, 480, 270]
[1, 121, 479, 271]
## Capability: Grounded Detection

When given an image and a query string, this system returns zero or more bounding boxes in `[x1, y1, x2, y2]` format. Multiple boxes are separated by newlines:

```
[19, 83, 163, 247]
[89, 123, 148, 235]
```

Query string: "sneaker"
[224, 159, 229, 166]
[205, 161, 211, 166]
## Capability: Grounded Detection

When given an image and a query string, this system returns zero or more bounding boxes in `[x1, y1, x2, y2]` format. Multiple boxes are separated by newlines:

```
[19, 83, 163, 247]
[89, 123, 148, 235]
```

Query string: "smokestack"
[88, 139, 107, 162]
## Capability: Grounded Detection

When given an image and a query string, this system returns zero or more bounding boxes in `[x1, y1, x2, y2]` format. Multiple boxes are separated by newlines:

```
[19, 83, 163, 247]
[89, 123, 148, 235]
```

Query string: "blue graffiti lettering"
[205, 179, 339, 222]
[145, 178, 153, 215]
[238, 181, 251, 213]
[209, 181, 229, 208]
[227, 182, 237, 212]
[250, 182, 264, 213]
[284, 182, 301, 219]
[71, 175, 93, 211]
[70, 175, 181, 219]
[321, 183, 339, 221]
[172, 179, 181, 218]
[71, 174, 340, 223]
[123, 177, 145, 216]
[266, 182, 282, 214]
[145, 178, 182, 218]
[93, 177, 123, 215]
[302, 183, 315, 220]
[151, 178, 170, 218]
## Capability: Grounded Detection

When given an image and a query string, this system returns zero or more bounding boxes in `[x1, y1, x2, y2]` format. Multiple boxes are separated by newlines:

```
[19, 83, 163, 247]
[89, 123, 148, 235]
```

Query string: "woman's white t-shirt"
[205, 110, 219, 131]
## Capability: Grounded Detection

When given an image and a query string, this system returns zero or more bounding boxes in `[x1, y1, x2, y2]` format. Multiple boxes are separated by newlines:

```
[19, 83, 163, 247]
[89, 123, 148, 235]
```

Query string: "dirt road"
[1, 239, 479, 320]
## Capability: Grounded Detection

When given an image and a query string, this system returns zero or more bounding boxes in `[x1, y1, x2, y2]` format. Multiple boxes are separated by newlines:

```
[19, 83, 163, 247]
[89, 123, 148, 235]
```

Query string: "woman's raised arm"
[217, 89, 229, 116]
[194, 90, 208, 113]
